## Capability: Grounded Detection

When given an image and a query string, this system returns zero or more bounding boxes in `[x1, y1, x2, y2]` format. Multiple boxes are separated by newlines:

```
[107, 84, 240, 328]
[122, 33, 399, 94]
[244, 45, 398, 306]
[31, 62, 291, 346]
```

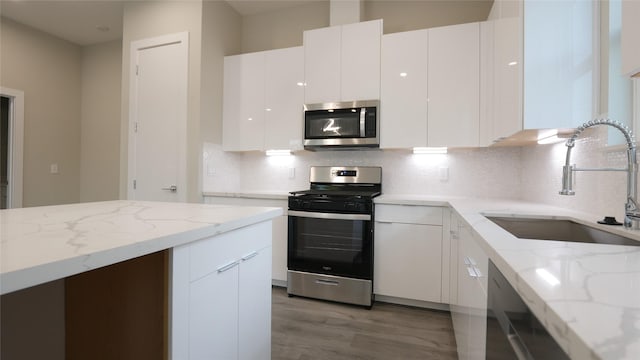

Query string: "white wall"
[205, 127, 638, 223]
[80, 40, 122, 202]
[203, 143, 524, 199]
[0, 17, 81, 207]
[120, 0, 204, 202]
[365, 0, 493, 34]
[522, 127, 634, 222]
[238, 0, 492, 54]
[201, 0, 242, 145]
[241, 1, 329, 53]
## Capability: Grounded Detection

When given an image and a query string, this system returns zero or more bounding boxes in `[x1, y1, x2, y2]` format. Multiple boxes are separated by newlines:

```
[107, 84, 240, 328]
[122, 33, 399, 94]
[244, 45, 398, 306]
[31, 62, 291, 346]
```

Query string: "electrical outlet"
[50, 163, 59, 174]
[289, 167, 295, 179]
[439, 167, 449, 182]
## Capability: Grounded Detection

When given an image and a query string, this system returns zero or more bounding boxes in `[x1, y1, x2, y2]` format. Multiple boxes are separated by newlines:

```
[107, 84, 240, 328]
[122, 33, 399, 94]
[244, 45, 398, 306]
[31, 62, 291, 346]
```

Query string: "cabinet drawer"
[189, 221, 271, 282]
[376, 204, 443, 225]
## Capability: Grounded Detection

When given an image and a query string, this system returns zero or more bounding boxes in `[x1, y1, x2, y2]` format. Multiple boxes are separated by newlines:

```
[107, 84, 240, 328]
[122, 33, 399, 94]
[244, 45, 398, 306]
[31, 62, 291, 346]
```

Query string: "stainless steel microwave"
[303, 100, 379, 150]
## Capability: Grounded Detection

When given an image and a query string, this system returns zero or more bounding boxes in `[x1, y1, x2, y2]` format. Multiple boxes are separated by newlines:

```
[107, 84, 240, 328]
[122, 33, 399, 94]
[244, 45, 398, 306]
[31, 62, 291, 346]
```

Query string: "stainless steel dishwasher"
[486, 260, 569, 360]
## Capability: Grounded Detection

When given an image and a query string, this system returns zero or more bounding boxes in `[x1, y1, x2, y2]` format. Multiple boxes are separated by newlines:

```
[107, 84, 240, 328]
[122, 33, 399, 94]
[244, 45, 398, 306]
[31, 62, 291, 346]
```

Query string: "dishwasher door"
[486, 260, 569, 360]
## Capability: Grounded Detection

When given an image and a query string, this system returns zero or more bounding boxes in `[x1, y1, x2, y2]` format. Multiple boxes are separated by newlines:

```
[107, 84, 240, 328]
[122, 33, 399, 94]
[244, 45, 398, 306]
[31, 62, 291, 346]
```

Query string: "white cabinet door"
[622, 0, 640, 76]
[452, 214, 488, 360]
[303, 26, 342, 104]
[265, 47, 304, 150]
[374, 222, 443, 303]
[523, 0, 593, 130]
[341, 19, 382, 102]
[481, 16, 522, 146]
[223, 52, 265, 151]
[428, 22, 480, 148]
[238, 246, 272, 360]
[380, 29, 429, 149]
[189, 263, 239, 360]
[304, 20, 382, 104]
[171, 221, 272, 360]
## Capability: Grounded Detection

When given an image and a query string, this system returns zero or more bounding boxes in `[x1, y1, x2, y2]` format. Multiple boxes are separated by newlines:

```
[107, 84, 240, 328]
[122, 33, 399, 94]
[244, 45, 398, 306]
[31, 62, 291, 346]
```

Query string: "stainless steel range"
[287, 166, 382, 307]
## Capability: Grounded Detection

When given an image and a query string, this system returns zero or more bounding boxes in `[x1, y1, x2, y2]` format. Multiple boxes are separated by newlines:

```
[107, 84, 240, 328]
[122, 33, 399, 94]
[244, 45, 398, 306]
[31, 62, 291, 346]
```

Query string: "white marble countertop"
[454, 199, 640, 360]
[203, 191, 289, 200]
[0, 200, 282, 295]
[379, 195, 640, 360]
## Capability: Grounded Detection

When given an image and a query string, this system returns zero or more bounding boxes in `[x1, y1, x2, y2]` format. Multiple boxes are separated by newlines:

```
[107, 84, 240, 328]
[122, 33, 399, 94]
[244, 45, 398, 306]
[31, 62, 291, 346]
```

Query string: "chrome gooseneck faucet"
[560, 118, 640, 228]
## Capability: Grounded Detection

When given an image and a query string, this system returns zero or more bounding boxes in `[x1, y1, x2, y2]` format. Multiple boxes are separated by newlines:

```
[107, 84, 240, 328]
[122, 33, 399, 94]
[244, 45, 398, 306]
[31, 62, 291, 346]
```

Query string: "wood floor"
[271, 287, 458, 360]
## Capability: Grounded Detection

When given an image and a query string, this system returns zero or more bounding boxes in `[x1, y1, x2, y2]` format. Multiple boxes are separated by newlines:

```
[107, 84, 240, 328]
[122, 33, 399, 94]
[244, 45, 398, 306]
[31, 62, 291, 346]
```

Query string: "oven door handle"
[287, 210, 371, 221]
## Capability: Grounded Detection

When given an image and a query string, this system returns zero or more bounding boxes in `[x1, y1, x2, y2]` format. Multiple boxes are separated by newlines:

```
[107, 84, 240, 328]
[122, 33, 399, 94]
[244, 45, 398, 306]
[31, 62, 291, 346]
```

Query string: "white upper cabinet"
[223, 47, 304, 152]
[223, 52, 265, 152]
[304, 19, 382, 104]
[380, 29, 429, 149]
[622, 0, 640, 77]
[303, 25, 342, 104]
[428, 22, 480, 148]
[380, 23, 480, 149]
[480, 16, 522, 146]
[480, 0, 593, 145]
[341, 20, 383, 102]
[523, 0, 593, 130]
[265, 47, 304, 151]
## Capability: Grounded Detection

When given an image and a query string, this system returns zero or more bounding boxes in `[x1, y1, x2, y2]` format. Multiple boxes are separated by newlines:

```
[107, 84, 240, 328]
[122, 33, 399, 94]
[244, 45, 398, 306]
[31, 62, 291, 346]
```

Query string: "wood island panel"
[65, 250, 169, 360]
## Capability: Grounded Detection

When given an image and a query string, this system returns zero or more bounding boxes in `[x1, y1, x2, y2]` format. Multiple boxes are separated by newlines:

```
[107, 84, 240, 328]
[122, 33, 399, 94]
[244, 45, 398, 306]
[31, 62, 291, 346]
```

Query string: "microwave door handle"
[360, 108, 366, 137]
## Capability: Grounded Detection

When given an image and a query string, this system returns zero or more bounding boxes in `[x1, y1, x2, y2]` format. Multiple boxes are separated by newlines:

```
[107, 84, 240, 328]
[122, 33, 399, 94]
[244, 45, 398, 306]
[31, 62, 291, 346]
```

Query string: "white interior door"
[128, 33, 188, 202]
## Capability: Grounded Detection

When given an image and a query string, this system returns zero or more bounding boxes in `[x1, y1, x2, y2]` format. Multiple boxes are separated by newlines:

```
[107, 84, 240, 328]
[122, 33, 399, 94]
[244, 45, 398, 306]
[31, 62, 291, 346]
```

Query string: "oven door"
[287, 210, 373, 280]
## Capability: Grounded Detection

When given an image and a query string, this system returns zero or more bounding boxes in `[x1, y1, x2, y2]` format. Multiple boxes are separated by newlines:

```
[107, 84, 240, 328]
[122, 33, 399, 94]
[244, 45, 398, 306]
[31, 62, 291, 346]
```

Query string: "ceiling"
[0, 0, 319, 46]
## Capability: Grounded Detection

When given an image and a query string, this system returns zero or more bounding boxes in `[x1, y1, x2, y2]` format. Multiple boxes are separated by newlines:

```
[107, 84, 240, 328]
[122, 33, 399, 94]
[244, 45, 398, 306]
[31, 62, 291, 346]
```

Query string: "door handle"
[161, 185, 177, 192]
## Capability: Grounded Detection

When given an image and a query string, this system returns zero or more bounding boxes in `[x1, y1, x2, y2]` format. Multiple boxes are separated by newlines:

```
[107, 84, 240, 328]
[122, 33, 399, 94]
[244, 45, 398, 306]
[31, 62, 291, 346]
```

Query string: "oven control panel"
[333, 169, 357, 177]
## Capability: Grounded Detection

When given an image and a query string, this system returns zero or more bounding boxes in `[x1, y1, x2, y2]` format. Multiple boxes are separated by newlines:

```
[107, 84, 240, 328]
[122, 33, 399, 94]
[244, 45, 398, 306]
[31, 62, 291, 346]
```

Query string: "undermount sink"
[486, 216, 640, 246]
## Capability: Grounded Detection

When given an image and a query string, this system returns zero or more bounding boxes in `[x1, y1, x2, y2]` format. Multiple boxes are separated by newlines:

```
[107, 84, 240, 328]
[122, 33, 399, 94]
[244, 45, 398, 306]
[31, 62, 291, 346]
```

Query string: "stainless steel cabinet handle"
[466, 265, 482, 278]
[315, 279, 340, 286]
[216, 261, 239, 273]
[359, 108, 366, 137]
[467, 266, 478, 278]
[241, 251, 258, 261]
[161, 185, 177, 192]
[288, 210, 371, 221]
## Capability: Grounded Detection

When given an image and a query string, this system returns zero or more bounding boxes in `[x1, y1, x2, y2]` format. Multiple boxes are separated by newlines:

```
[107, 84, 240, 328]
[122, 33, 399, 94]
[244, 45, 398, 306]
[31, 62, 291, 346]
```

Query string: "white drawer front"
[376, 204, 443, 225]
[189, 221, 271, 282]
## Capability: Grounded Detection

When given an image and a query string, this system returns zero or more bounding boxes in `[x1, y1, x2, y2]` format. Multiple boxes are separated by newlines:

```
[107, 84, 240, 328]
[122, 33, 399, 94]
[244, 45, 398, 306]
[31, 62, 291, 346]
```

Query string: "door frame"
[127, 32, 189, 201]
[1, 87, 24, 208]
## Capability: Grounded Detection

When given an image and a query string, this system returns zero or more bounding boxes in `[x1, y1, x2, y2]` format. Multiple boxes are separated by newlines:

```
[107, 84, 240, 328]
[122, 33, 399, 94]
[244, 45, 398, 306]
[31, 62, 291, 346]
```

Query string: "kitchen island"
[0, 200, 282, 359]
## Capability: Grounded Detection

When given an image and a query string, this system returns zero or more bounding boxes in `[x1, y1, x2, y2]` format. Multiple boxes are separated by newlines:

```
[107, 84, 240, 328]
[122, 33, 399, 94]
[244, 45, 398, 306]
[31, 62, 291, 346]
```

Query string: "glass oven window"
[288, 216, 372, 279]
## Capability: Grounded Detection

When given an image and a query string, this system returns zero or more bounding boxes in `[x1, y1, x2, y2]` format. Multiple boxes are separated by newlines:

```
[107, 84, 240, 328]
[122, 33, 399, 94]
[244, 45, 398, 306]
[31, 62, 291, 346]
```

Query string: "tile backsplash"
[203, 126, 636, 220]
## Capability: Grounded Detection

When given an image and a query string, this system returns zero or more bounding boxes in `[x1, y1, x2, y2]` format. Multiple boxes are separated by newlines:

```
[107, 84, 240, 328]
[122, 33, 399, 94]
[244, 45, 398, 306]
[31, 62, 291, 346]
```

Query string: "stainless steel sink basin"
[486, 216, 640, 246]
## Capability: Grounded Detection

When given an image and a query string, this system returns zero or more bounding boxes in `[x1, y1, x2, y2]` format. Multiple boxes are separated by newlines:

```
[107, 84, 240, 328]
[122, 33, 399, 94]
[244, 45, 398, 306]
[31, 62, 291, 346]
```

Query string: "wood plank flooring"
[272, 287, 458, 360]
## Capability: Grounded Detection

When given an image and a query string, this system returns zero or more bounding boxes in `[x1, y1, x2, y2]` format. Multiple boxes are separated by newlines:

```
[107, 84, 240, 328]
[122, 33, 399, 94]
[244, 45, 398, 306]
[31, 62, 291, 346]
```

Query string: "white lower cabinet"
[374, 222, 442, 302]
[450, 212, 488, 360]
[171, 221, 272, 360]
[204, 196, 288, 284]
[374, 204, 446, 305]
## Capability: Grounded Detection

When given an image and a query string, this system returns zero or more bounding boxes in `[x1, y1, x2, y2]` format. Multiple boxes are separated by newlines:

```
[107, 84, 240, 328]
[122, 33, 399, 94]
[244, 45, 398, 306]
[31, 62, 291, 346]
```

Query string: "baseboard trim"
[374, 294, 450, 311]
